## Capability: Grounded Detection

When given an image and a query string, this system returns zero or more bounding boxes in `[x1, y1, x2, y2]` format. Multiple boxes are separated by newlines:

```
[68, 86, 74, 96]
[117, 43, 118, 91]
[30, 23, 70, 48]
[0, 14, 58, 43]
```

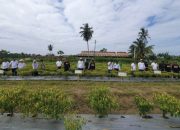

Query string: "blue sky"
[0, 0, 180, 55]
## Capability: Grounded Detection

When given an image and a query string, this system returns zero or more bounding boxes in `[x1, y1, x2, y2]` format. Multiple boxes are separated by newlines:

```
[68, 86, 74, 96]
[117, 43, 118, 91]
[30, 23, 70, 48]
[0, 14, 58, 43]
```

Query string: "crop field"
[1, 81, 180, 114]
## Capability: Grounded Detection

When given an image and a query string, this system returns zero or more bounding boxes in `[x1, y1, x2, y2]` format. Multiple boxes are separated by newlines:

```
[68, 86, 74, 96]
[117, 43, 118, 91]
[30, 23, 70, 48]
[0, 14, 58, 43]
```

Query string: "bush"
[88, 87, 119, 117]
[153, 93, 180, 118]
[134, 96, 154, 118]
[64, 115, 86, 130]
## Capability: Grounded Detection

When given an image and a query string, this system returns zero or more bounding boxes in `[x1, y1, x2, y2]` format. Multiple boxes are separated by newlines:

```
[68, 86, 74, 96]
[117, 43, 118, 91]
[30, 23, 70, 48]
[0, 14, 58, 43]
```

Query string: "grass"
[0, 81, 180, 114]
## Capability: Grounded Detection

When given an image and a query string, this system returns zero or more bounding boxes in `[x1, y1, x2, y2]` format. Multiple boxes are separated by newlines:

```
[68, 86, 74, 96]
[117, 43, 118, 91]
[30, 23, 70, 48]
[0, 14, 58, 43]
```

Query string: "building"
[78, 51, 129, 58]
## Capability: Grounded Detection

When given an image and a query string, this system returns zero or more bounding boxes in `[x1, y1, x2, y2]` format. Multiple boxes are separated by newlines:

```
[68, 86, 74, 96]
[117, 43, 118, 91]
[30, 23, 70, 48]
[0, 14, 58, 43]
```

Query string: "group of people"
[1, 58, 180, 76]
[1, 59, 26, 76]
[130, 59, 180, 73]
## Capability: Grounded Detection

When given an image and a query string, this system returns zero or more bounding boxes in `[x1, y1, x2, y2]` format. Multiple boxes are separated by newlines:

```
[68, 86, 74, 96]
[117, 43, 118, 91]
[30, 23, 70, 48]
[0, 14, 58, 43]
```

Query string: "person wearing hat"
[32, 60, 39, 76]
[138, 59, 145, 71]
[77, 58, 84, 70]
[18, 59, 26, 69]
[10, 58, 18, 76]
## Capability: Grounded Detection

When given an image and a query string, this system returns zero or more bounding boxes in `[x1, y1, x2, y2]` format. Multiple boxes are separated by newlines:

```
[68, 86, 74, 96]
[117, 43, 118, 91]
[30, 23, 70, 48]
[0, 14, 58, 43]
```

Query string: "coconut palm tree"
[129, 28, 154, 60]
[80, 23, 94, 57]
[48, 44, 53, 54]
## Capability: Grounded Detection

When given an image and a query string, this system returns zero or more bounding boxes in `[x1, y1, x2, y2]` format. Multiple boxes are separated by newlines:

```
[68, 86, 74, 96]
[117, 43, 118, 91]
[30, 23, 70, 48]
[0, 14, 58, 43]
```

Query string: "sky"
[0, 0, 180, 55]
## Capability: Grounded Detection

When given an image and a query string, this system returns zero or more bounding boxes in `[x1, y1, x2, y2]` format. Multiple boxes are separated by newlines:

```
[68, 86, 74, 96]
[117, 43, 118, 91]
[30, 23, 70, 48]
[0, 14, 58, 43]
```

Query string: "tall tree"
[129, 28, 154, 60]
[48, 44, 53, 54]
[100, 48, 107, 52]
[57, 50, 64, 56]
[80, 23, 94, 57]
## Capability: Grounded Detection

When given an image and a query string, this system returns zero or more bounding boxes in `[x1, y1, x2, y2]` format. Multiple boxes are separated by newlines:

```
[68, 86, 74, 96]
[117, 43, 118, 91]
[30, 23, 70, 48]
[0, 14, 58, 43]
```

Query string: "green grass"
[0, 81, 180, 114]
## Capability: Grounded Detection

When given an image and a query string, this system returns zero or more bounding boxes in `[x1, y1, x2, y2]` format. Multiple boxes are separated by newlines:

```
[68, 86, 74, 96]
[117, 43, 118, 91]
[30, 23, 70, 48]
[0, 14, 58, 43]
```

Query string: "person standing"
[138, 59, 145, 72]
[56, 58, 62, 70]
[107, 61, 113, 73]
[18, 59, 26, 69]
[172, 62, 180, 73]
[89, 59, 95, 70]
[40, 59, 46, 70]
[10, 59, 18, 76]
[151, 61, 158, 71]
[131, 62, 136, 72]
[64, 59, 70, 71]
[32, 60, 39, 76]
[113, 62, 120, 71]
[77, 58, 84, 70]
[1, 59, 9, 75]
[159, 61, 166, 71]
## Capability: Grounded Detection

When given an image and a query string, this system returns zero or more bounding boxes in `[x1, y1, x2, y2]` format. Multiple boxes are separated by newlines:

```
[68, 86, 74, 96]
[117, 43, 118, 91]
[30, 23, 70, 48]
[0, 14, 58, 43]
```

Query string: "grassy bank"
[1, 81, 180, 114]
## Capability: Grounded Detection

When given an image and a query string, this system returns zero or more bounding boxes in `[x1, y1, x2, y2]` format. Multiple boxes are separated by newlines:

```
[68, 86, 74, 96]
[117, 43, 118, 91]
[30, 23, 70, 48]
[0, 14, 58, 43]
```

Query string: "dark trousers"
[12, 68, 17, 76]
[3, 69, 8, 75]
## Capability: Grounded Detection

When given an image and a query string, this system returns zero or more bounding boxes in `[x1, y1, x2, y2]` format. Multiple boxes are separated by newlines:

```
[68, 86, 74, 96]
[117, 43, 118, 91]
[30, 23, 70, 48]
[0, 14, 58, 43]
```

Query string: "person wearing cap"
[138, 59, 145, 71]
[56, 58, 62, 70]
[77, 58, 84, 70]
[32, 60, 39, 76]
[10, 59, 18, 76]
[151, 61, 158, 71]
[18, 59, 26, 69]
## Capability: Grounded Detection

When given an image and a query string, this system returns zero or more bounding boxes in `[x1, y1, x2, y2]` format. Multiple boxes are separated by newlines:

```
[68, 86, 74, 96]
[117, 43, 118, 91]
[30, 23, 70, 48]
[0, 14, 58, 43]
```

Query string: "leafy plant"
[153, 92, 180, 118]
[64, 115, 86, 130]
[88, 87, 119, 117]
[134, 96, 153, 118]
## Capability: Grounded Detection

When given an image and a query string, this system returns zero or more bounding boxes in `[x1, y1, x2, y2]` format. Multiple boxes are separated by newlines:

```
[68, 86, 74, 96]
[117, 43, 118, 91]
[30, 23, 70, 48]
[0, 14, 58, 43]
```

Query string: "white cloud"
[0, 0, 180, 55]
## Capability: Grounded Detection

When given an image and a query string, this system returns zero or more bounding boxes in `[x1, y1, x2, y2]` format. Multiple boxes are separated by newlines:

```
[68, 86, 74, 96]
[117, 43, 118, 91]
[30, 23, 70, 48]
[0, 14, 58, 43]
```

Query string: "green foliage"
[153, 93, 180, 118]
[88, 87, 119, 117]
[64, 115, 86, 130]
[0, 87, 26, 116]
[134, 96, 154, 117]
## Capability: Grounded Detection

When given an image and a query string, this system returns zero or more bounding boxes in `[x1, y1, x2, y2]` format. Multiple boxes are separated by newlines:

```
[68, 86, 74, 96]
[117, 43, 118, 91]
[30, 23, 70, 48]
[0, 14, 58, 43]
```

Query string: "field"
[1, 81, 180, 114]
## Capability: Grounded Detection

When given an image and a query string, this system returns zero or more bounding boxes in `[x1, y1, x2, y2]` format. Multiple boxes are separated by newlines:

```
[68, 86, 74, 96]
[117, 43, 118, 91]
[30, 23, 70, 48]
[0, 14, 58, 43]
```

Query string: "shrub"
[153, 92, 180, 118]
[64, 115, 86, 130]
[134, 96, 154, 118]
[0, 87, 26, 116]
[88, 87, 119, 117]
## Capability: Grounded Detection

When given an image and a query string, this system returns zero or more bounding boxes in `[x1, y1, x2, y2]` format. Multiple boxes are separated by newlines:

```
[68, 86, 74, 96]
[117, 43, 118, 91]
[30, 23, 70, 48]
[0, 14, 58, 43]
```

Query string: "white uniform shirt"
[18, 63, 26, 69]
[151, 62, 158, 71]
[1, 62, 9, 69]
[77, 60, 84, 69]
[114, 63, 120, 70]
[10, 60, 18, 69]
[56, 61, 62, 67]
[138, 62, 145, 70]
[108, 62, 113, 70]
[131, 63, 136, 71]
[32, 62, 39, 70]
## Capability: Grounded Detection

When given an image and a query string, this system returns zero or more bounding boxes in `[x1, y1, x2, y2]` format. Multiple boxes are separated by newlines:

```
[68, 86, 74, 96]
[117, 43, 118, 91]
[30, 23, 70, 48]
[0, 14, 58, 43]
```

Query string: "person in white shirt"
[32, 60, 39, 76]
[77, 58, 84, 70]
[10, 59, 18, 76]
[56, 59, 62, 69]
[151, 61, 158, 71]
[108, 61, 113, 73]
[18, 59, 26, 69]
[138, 59, 145, 71]
[113, 62, 120, 71]
[131, 62, 136, 72]
[1, 60, 9, 75]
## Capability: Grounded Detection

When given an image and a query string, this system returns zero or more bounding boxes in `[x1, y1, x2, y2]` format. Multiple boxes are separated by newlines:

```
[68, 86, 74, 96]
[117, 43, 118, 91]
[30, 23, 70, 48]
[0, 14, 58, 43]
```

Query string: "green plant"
[134, 96, 153, 118]
[64, 115, 86, 130]
[0, 87, 26, 116]
[153, 92, 180, 118]
[88, 87, 119, 117]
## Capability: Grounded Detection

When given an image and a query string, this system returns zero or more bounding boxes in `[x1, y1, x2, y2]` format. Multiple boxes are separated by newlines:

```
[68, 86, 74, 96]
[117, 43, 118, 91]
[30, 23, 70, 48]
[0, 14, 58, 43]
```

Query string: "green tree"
[80, 23, 94, 57]
[57, 50, 64, 56]
[100, 48, 107, 52]
[129, 28, 154, 60]
[48, 44, 53, 54]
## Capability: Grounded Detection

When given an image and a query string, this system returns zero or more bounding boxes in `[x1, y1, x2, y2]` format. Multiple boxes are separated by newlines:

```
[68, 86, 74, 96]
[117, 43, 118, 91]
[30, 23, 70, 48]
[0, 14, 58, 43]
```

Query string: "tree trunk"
[87, 41, 89, 58]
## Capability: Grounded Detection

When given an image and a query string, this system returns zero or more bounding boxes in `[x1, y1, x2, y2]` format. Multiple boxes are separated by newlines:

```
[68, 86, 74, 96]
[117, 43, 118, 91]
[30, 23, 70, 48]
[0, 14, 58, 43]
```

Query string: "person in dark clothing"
[159, 61, 166, 71]
[172, 63, 180, 73]
[89, 59, 95, 70]
[165, 63, 172, 72]
[85, 59, 90, 70]
[144, 61, 149, 71]
[64, 59, 70, 71]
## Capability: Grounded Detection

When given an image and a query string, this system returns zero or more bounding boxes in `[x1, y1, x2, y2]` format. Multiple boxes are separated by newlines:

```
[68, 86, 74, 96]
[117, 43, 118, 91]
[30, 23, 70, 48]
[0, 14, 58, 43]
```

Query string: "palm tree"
[57, 50, 64, 56]
[48, 44, 53, 54]
[80, 23, 94, 57]
[129, 28, 154, 60]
